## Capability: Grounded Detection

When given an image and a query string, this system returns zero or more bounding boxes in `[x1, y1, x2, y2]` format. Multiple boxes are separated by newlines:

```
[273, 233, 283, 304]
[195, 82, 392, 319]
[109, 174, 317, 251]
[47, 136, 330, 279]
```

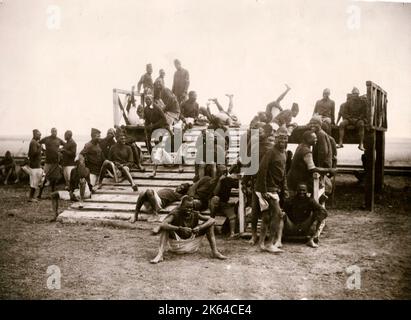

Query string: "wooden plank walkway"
[57, 125, 243, 231]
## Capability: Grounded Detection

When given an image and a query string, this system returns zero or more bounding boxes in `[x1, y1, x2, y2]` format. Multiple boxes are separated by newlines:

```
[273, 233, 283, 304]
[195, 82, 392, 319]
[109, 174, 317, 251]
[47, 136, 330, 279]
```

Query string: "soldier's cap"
[309, 115, 322, 126]
[275, 126, 288, 136]
[91, 128, 101, 135]
[323, 88, 330, 94]
[32, 129, 40, 135]
[352, 87, 360, 95]
[291, 103, 299, 112]
[107, 128, 116, 136]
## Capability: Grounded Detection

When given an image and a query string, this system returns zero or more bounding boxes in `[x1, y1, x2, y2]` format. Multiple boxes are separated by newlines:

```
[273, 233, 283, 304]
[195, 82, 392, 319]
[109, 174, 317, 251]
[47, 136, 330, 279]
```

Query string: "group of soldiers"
[20, 58, 369, 263]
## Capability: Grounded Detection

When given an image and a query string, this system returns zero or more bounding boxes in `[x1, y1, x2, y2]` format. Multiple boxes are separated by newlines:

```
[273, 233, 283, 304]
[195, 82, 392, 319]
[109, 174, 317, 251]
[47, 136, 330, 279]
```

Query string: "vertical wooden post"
[238, 178, 245, 234]
[375, 130, 385, 193]
[113, 89, 119, 127]
[364, 129, 376, 211]
[313, 172, 320, 202]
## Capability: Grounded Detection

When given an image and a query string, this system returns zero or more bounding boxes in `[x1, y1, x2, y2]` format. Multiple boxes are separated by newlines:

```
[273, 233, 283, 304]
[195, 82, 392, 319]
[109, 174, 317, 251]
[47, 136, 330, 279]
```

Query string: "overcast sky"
[0, 0, 410, 138]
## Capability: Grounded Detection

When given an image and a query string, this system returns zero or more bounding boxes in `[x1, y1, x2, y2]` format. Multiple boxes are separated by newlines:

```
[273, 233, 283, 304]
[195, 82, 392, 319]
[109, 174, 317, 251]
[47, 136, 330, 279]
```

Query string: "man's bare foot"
[274, 241, 283, 248]
[212, 251, 227, 260]
[150, 255, 164, 264]
[152, 225, 161, 234]
[28, 198, 38, 203]
[358, 145, 365, 151]
[336, 144, 344, 149]
[93, 183, 103, 192]
[148, 214, 159, 222]
[264, 244, 284, 253]
[306, 238, 319, 248]
[130, 215, 137, 223]
[228, 233, 240, 240]
[248, 236, 258, 245]
[178, 165, 184, 173]
[259, 243, 266, 252]
[78, 201, 84, 209]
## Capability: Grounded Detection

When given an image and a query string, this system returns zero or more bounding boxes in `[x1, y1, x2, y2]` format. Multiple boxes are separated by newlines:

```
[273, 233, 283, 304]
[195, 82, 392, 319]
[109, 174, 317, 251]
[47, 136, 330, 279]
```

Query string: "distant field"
[1, 135, 410, 166]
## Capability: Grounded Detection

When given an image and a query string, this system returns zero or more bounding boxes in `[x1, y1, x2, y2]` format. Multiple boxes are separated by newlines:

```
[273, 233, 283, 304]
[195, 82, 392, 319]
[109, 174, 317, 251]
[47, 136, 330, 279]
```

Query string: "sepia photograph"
[0, 0, 410, 303]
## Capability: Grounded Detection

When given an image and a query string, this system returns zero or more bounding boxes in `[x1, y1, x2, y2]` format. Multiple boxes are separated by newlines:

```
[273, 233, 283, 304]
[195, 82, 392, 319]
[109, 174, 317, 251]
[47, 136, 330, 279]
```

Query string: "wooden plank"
[86, 194, 139, 203]
[85, 193, 239, 205]
[238, 179, 245, 233]
[101, 178, 192, 186]
[71, 202, 178, 213]
[375, 131, 385, 193]
[364, 129, 376, 211]
[58, 210, 226, 227]
[130, 172, 194, 180]
[95, 185, 240, 196]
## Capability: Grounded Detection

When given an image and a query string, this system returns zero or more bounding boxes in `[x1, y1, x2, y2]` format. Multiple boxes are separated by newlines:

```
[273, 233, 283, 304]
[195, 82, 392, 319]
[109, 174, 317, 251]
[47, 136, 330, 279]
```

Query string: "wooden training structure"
[58, 81, 387, 232]
[287, 81, 388, 211]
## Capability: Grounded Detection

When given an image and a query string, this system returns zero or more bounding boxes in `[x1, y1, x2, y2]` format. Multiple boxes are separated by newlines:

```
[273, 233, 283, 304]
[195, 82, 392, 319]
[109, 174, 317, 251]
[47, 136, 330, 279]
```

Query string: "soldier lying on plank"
[131, 183, 191, 223]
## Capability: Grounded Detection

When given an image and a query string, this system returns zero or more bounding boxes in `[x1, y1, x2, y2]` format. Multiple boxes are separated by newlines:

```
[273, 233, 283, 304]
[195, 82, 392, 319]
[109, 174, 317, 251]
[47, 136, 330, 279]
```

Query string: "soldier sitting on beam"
[336, 87, 367, 151]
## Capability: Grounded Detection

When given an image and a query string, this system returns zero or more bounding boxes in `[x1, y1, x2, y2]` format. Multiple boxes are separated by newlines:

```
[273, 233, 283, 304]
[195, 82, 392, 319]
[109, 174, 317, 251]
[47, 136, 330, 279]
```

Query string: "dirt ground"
[0, 174, 410, 300]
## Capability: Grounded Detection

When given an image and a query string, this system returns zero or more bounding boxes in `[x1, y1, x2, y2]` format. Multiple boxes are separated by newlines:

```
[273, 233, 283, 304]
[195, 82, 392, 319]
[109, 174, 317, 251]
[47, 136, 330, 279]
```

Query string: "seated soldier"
[132, 182, 191, 223]
[313, 88, 335, 134]
[143, 93, 169, 155]
[96, 131, 138, 192]
[282, 183, 328, 248]
[180, 90, 200, 129]
[51, 154, 93, 220]
[99, 128, 117, 159]
[336, 87, 367, 150]
[80, 128, 105, 188]
[0, 151, 19, 185]
[153, 78, 180, 127]
[210, 165, 240, 239]
[150, 195, 227, 264]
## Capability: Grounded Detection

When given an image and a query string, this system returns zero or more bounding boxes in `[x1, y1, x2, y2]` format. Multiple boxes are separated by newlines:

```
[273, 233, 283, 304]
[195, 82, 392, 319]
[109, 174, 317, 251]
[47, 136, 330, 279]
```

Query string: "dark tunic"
[80, 141, 105, 175]
[61, 138, 77, 167]
[287, 144, 313, 192]
[283, 196, 327, 225]
[217, 176, 238, 203]
[39, 136, 64, 164]
[28, 138, 42, 169]
[341, 97, 367, 121]
[99, 137, 116, 159]
[161, 88, 180, 114]
[138, 73, 154, 93]
[172, 68, 190, 98]
[255, 146, 287, 193]
[314, 98, 335, 123]
[158, 189, 183, 207]
[312, 130, 333, 168]
[108, 143, 133, 166]
[144, 105, 168, 131]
